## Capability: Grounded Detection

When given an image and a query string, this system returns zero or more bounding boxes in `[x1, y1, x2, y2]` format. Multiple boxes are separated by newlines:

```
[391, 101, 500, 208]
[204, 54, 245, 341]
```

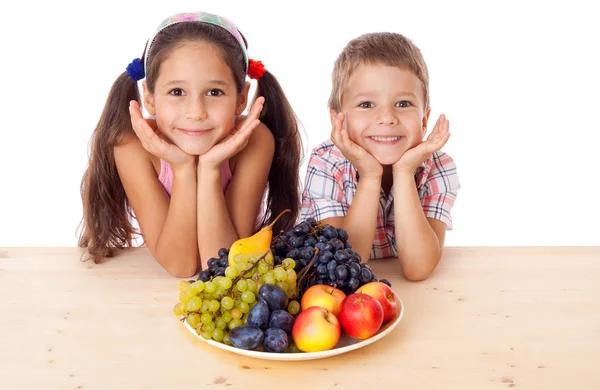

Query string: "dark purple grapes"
[215, 267, 226, 277]
[323, 225, 339, 239]
[379, 279, 392, 287]
[348, 277, 360, 290]
[317, 263, 328, 276]
[286, 248, 300, 260]
[349, 262, 360, 277]
[290, 236, 304, 248]
[217, 248, 229, 258]
[197, 269, 211, 282]
[257, 284, 289, 311]
[300, 246, 315, 260]
[304, 237, 318, 247]
[263, 328, 288, 353]
[247, 300, 270, 329]
[336, 228, 349, 241]
[228, 325, 264, 350]
[334, 250, 349, 262]
[318, 251, 333, 264]
[269, 221, 391, 300]
[327, 259, 338, 273]
[269, 310, 295, 335]
[329, 238, 344, 252]
[360, 267, 373, 283]
[335, 264, 348, 280]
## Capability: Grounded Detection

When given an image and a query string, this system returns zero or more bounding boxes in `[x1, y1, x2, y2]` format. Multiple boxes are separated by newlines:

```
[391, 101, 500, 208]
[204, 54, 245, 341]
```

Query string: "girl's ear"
[235, 81, 251, 116]
[422, 107, 431, 137]
[142, 81, 156, 116]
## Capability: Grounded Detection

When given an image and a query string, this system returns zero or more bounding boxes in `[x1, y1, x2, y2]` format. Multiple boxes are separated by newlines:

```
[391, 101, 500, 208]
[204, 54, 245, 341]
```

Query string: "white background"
[0, 0, 598, 247]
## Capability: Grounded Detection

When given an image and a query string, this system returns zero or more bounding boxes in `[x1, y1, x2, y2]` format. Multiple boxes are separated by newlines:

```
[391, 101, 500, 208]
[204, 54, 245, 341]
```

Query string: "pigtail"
[252, 70, 303, 234]
[77, 72, 141, 262]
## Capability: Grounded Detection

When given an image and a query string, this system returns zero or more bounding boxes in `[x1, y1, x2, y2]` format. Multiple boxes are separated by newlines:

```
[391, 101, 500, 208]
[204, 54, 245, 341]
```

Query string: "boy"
[301, 32, 460, 281]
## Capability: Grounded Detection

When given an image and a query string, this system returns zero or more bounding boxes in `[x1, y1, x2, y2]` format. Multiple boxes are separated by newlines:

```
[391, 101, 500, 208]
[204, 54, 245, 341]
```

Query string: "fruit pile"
[174, 212, 399, 353]
[174, 251, 299, 345]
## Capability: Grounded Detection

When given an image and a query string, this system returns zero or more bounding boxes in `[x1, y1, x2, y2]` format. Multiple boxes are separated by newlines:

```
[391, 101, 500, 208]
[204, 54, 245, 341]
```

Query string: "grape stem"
[295, 247, 320, 288]
[232, 250, 270, 284]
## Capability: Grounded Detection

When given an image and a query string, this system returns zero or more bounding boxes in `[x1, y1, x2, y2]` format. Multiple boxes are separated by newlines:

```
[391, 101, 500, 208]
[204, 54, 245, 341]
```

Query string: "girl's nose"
[186, 98, 208, 121]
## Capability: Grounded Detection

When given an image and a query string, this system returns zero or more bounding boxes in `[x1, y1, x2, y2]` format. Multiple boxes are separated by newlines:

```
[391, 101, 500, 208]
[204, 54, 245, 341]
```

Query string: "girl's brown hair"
[78, 22, 302, 263]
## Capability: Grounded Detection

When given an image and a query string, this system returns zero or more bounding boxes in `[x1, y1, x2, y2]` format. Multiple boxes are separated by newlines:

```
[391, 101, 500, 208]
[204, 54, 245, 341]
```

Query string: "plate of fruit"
[174, 211, 404, 361]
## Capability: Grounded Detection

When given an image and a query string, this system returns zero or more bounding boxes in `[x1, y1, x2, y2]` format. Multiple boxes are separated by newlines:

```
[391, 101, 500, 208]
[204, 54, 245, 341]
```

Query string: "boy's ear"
[235, 81, 251, 115]
[329, 108, 339, 127]
[142, 81, 156, 116]
[422, 107, 431, 136]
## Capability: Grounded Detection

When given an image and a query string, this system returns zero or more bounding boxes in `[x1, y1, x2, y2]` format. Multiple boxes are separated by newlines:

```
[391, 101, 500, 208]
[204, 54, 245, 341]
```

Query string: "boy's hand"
[198, 97, 264, 172]
[393, 114, 450, 174]
[330, 112, 383, 178]
[129, 100, 196, 169]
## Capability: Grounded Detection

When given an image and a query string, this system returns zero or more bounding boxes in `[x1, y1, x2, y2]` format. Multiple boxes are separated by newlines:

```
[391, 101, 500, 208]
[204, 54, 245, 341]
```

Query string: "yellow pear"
[228, 209, 290, 265]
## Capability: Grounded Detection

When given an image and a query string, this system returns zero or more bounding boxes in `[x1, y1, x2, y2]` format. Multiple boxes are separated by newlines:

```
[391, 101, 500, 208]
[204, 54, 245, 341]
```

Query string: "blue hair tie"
[126, 58, 145, 81]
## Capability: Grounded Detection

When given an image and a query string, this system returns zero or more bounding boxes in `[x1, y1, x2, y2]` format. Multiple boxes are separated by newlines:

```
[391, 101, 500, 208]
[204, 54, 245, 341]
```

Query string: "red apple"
[292, 306, 341, 352]
[338, 293, 384, 339]
[357, 282, 398, 323]
[300, 284, 347, 316]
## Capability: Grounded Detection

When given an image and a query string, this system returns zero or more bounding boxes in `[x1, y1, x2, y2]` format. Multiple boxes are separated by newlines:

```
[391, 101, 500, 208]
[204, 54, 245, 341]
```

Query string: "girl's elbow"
[169, 266, 197, 278]
[162, 256, 198, 278]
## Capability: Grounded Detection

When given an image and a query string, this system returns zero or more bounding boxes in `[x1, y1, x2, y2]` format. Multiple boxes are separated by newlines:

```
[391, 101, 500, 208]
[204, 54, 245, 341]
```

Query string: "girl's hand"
[393, 114, 450, 175]
[198, 97, 265, 171]
[128, 100, 195, 169]
[330, 112, 383, 178]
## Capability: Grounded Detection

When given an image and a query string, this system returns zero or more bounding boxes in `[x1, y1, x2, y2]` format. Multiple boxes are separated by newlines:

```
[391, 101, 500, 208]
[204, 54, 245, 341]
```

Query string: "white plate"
[183, 295, 404, 361]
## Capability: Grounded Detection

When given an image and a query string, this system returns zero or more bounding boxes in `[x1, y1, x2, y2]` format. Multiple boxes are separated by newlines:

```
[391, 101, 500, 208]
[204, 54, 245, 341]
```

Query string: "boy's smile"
[335, 63, 430, 166]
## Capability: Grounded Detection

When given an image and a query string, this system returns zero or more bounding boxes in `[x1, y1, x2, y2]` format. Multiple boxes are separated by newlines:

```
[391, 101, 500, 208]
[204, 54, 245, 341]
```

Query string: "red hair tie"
[248, 59, 266, 80]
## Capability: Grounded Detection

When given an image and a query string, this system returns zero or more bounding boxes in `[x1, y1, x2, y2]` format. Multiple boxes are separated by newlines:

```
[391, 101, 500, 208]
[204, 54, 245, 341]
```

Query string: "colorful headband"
[144, 12, 248, 73]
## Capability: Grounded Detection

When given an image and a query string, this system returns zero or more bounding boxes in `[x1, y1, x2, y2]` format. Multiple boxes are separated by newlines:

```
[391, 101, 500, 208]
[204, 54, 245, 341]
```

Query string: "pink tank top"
[158, 159, 233, 196]
[157, 158, 265, 231]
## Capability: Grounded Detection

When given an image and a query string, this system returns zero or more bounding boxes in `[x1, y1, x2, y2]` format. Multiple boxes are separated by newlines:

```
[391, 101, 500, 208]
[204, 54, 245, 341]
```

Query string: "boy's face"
[333, 63, 430, 166]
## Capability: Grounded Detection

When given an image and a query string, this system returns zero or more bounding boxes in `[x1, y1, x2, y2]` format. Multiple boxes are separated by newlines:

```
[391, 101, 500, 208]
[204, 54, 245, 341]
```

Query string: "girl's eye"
[358, 102, 373, 108]
[169, 89, 184, 96]
[396, 101, 413, 108]
[207, 89, 224, 96]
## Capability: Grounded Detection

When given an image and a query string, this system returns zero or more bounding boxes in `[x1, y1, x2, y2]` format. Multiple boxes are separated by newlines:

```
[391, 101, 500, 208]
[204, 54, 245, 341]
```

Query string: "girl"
[78, 12, 303, 277]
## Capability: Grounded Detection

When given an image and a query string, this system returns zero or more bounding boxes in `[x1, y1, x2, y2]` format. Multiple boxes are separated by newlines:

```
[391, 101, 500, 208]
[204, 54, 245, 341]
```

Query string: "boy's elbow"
[403, 269, 433, 282]
[401, 254, 441, 281]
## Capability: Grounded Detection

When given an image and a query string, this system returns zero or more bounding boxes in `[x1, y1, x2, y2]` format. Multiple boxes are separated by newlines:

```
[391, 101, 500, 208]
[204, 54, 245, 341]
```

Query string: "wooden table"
[1, 247, 599, 389]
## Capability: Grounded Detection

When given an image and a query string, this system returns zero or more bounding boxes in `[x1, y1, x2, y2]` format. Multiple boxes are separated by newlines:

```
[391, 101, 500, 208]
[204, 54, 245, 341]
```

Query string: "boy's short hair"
[328, 32, 430, 112]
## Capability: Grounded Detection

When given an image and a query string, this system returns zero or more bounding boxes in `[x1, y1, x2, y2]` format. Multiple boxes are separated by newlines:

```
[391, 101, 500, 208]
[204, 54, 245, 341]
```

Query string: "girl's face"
[144, 41, 249, 156]
[335, 63, 430, 166]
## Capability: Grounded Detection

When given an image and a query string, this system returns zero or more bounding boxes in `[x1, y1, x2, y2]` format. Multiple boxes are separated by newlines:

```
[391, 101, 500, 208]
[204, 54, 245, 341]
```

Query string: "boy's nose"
[377, 107, 398, 126]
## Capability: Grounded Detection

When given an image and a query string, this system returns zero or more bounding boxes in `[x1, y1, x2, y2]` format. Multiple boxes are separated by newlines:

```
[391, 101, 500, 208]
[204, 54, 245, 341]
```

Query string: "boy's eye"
[358, 102, 374, 108]
[396, 101, 413, 108]
[169, 88, 184, 96]
[207, 89, 224, 96]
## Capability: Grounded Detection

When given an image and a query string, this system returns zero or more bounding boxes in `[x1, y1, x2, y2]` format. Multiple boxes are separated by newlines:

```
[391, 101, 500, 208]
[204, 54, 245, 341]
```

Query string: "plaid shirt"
[301, 140, 460, 259]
